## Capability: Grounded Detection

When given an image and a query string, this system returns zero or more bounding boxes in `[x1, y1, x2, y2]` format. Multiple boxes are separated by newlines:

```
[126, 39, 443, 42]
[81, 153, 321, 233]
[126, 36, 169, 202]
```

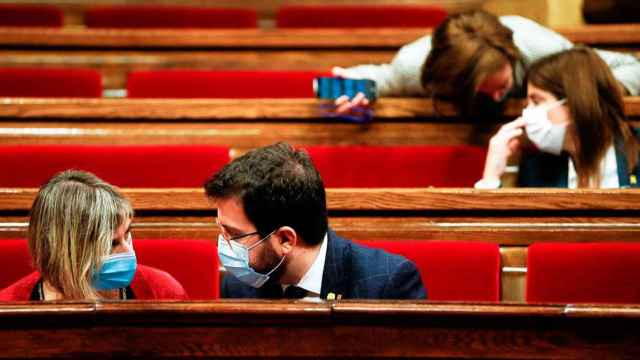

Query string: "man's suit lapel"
[320, 230, 351, 300]
[256, 280, 283, 299]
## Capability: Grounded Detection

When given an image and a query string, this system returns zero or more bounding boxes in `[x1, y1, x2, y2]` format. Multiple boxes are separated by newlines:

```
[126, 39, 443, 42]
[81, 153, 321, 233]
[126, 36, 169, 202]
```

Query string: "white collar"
[568, 145, 619, 188]
[285, 233, 328, 297]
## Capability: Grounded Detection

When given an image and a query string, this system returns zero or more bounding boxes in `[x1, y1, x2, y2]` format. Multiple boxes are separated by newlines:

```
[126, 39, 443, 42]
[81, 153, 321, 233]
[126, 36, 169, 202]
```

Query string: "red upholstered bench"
[0, 68, 102, 98]
[0, 145, 230, 188]
[527, 242, 640, 304]
[0, 239, 219, 300]
[127, 70, 327, 98]
[0, 4, 63, 27]
[359, 240, 501, 301]
[277, 5, 447, 28]
[0, 239, 33, 291]
[85, 5, 257, 29]
[305, 145, 486, 187]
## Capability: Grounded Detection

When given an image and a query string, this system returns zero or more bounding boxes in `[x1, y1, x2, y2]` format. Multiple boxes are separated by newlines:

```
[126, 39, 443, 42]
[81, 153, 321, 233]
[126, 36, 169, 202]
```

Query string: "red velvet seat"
[85, 5, 257, 29]
[360, 240, 501, 301]
[0, 145, 230, 188]
[127, 70, 327, 98]
[0, 239, 33, 291]
[0, 239, 218, 300]
[277, 5, 447, 28]
[0, 4, 63, 27]
[527, 242, 640, 304]
[134, 239, 218, 299]
[305, 145, 486, 187]
[0, 68, 102, 98]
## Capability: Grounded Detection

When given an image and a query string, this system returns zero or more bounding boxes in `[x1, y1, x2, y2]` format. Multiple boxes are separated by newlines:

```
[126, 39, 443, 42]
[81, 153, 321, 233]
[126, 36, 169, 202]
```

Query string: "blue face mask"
[92, 251, 137, 290]
[217, 231, 285, 288]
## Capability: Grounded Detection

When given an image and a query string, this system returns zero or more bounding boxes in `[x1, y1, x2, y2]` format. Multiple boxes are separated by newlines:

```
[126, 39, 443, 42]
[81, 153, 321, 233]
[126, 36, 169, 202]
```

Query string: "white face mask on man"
[523, 99, 568, 155]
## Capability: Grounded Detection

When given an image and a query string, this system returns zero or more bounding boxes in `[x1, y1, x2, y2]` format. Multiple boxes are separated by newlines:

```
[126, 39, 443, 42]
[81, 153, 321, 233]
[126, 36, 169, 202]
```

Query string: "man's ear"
[275, 226, 297, 254]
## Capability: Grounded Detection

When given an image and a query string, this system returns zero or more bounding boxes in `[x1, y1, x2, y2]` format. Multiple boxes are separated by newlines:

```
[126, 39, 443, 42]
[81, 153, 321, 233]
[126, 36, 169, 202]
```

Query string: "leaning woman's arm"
[338, 35, 431, 97]
[504, 15, 640, 96]
[595, 49, 640, 96]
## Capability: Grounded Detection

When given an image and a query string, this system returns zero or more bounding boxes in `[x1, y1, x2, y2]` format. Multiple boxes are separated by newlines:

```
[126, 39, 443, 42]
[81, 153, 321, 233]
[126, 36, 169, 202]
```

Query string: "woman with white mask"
[0, 170, 188, 301]
[476, 47, 640, 189]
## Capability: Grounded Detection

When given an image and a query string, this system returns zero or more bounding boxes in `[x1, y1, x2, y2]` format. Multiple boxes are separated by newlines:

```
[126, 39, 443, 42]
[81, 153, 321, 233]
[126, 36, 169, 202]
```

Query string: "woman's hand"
[332, 67, 371, 114]
[481, 117, 526, 182]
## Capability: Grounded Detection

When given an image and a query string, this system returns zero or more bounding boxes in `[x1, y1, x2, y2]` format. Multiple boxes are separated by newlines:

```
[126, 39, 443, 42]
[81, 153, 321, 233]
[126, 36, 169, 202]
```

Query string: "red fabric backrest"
[359, 240, 501, 301]
[85, 5, 257, 29]
[0, 68, 102, 98]
[0, 145, 230, 188]
[305, 145, 486, 187]
[128, 70, 328, 98]
[527, 242, 640, 304]
[0, 239, 218, 299]
[134, 239, 219, 299]
[277, 5, 447, 28]
[0, 4, 63, 27]
[0, 239, 34, 290]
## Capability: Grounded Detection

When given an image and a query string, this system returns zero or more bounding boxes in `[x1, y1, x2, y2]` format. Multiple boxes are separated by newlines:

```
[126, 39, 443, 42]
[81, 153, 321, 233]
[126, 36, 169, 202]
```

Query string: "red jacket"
[0, 265, 188, 301]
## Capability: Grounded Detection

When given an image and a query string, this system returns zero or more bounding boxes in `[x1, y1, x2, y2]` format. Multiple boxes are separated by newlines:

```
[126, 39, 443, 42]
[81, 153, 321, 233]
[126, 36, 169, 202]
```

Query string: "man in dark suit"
[205, 142, 426, 300]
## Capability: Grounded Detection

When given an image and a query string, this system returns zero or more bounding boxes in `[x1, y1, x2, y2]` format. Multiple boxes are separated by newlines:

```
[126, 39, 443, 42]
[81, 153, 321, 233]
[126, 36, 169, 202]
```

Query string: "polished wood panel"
[1, 25, 639, 49]
[1, 98, 639, 146]
[4, 187, 640, 212]
[0, 25, 638, 90]
[0, 301, 639, 358]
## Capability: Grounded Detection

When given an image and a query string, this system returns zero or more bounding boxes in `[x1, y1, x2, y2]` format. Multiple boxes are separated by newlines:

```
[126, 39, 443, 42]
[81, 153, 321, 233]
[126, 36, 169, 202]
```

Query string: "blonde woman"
[0, 170, 187, 300]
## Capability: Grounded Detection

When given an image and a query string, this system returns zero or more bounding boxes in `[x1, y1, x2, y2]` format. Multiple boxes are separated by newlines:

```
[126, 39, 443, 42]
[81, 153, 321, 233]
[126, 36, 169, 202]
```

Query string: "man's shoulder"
[329, 233, 425, 299]
[329, 233, 416, 279]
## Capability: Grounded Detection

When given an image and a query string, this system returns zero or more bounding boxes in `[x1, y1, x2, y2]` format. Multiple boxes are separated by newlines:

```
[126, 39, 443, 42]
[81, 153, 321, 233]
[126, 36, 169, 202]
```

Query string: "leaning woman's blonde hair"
[28, 170, 133, 300]
[421, 10, 521, 115]
[527, 47, 638, 188]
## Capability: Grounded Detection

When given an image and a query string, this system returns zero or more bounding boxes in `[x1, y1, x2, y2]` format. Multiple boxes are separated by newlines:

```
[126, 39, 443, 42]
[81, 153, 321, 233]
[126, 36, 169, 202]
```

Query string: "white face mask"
[217, 232, 285, 288]
[523, 99, 568, 155]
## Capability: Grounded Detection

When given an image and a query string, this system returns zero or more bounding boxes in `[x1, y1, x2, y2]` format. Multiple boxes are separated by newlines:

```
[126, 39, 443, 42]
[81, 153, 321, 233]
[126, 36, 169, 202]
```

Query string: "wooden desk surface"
[0, 301, 639, 358]
[0, 25, 639, 49]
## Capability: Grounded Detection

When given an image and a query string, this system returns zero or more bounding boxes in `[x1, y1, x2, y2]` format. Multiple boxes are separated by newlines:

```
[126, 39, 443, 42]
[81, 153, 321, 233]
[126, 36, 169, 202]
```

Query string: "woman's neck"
[42, 280, 120, 300]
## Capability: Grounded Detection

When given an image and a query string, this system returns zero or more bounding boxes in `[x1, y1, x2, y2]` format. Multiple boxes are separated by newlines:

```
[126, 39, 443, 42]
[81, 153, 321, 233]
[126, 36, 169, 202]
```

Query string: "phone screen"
[313, 77, 377, 101]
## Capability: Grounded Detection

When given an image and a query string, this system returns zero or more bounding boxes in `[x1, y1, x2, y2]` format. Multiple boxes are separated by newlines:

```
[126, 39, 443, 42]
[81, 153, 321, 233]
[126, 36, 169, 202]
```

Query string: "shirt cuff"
[474, 178, 502, 189]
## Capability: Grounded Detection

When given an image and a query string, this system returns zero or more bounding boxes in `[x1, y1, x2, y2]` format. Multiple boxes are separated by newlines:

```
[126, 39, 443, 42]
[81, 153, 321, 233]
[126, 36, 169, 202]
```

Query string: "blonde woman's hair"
[28, 170, 133, 300]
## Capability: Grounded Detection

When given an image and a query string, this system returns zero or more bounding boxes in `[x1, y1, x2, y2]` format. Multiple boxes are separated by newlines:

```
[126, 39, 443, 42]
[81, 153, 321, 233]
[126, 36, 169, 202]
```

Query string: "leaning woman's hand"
[482, 117, 526, 183]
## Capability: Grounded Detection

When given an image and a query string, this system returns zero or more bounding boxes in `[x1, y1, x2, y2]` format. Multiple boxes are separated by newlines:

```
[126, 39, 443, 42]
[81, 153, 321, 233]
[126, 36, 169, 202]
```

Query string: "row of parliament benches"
[0, 25, 638, 90]
[2, 188, 640, 303]
[0, 300, 639, 358]
[1, 97, 639, 148]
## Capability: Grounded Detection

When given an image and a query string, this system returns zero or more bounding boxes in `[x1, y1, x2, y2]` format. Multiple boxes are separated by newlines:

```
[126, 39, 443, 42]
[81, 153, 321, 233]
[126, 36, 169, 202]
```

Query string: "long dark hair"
[421, 10, 522, 116]
[527, 47, 637, 187]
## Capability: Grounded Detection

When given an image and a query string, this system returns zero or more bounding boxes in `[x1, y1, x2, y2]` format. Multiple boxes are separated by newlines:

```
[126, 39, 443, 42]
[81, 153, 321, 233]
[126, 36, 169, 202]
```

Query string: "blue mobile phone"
[313, 77, 377, 101]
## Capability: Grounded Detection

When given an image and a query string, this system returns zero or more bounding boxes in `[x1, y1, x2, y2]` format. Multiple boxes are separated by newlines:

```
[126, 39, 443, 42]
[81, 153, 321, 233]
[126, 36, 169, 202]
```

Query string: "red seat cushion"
[0, 239, 34, 290]
[0, 4, 63, 27]
[305, 145, 486, 187]
[85, 5, 257, 29]
[135, 239, 218, 299]
[0, 68, 102, 98]
[0, 239, 218, 299]
[0, 145, 230, 188]
[128, 70, 328, 98]
[277, 5, 447, 28]
[359, 240, 501, 301]
[527, 242, 640, 304]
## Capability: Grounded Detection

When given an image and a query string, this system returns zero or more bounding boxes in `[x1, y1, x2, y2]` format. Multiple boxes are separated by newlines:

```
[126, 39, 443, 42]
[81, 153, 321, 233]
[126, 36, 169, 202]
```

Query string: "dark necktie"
[283, 285, 308, 299]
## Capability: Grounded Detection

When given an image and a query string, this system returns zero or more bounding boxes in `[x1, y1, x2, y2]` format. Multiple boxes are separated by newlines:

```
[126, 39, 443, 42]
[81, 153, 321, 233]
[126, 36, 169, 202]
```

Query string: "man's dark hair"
[204, 142, 328, 246]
